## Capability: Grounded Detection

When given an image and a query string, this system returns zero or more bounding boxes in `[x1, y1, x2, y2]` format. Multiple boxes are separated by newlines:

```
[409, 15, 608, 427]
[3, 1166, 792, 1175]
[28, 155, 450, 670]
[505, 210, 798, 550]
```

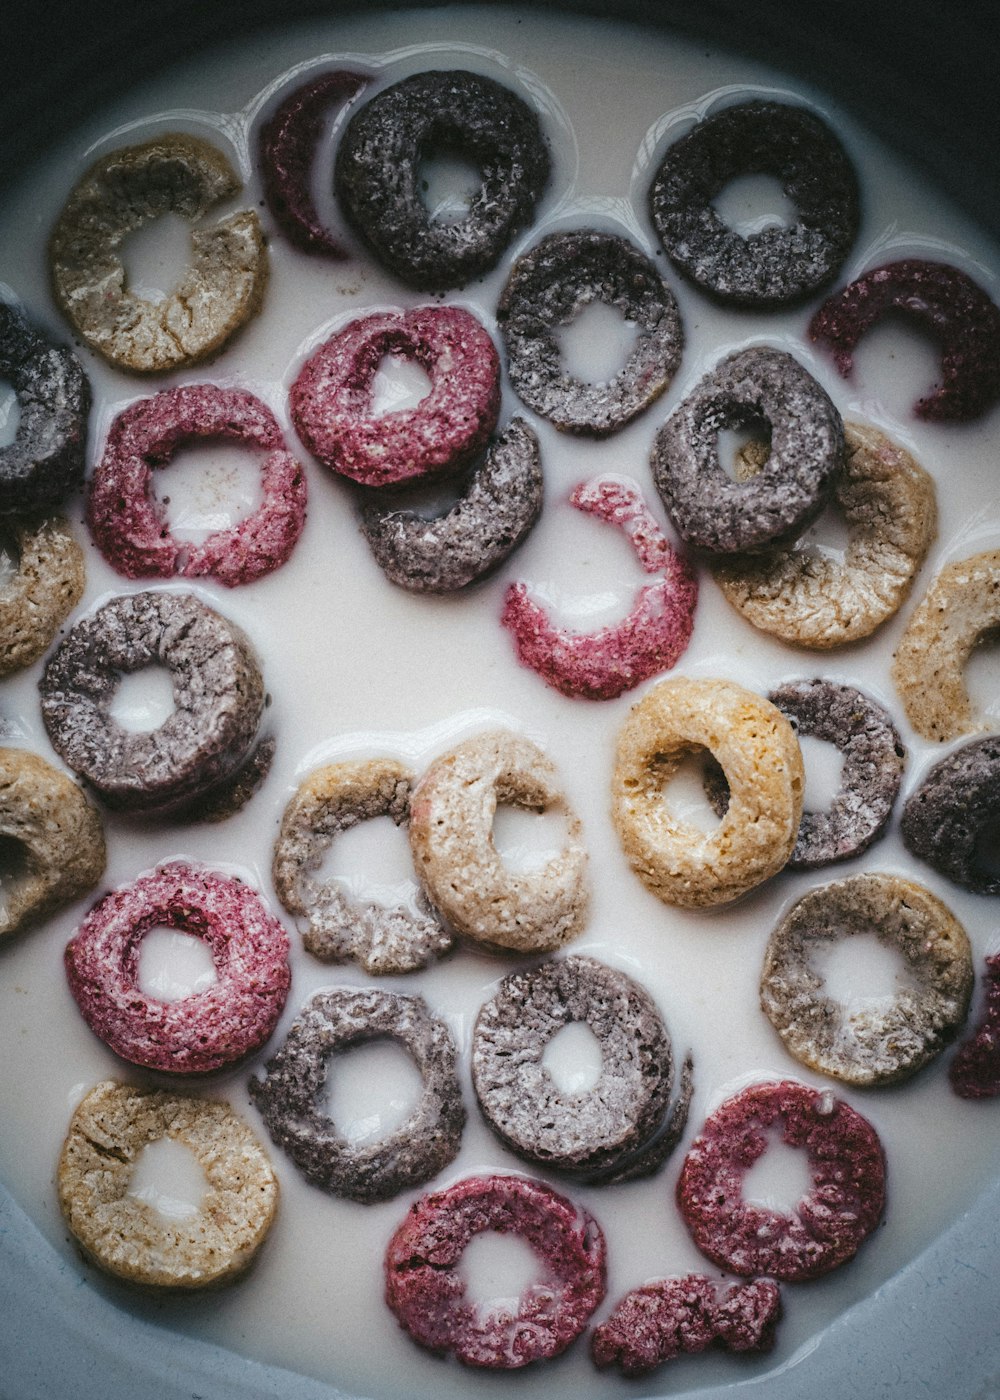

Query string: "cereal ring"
[272, 758, 453, 974]
[612, 677, 803, 908]
[0, 747, 105, 941]
[501, 476, 697, 700]
[86, 385, 307, 588]
[648, 100, 859, 308]
[0, 303, 89, 513]
[950, 953, 1000, 1099]
[48, 133, 267, 373]
[384, 1174, 606, 1367]
[334, 70, 550, 291]
[290, 306, 501, 487]
[249, 988, 464, 1203]
[676, 1080, 886, 1281]
[496, 230, 683, 436]
[810, 259, 1000, 421]
[712, 421, 937, 648]
[760, 874, 973, 1085]
[651, 346, 844, 555]
[40, 590, 267, 815]
[58, 1081, 277, 1290]
[408, 729, 589, 953]
[0, 516, 84, 676]
[65, 862, 291, 1074]
[900, 737, 1000, 893]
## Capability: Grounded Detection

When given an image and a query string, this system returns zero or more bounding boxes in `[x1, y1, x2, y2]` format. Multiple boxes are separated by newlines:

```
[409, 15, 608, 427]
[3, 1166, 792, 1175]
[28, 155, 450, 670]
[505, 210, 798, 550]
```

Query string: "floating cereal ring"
[810, 259, 1000, 421]
[901, 737, 1000, 893]
[408, 729, 589, 953]
[0, 516, 84, 676]
[501, 476, 697, 700]
[612, 677, 803, 908]
[290, 306, 500, 487]
[58, 1080, 278, 1289]
[648, 100, 859, 308]
[49, 134, 267, 373]
[651, 346, 843, 555]
[249, 988, 464, 1203]
[676, 1080, 886, 1281]
[712, 421, 937, 648]
[950, 953, 1000, 1099]
[334, 70, 550, 291]
[384, 1173, 606, 1367]
[496, 229, 683, 436]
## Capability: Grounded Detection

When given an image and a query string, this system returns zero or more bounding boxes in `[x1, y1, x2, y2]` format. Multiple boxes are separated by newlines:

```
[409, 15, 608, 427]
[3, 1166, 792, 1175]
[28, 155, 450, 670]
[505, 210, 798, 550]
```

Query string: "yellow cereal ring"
[0, 516, 84, 676]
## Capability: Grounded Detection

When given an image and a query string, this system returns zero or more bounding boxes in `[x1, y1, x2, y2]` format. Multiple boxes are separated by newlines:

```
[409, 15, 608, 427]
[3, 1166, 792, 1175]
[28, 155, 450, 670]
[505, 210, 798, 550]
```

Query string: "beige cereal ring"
[49, 134, 267, 373]
[612, 677, 803, 908]
[0, 516, 84, 676]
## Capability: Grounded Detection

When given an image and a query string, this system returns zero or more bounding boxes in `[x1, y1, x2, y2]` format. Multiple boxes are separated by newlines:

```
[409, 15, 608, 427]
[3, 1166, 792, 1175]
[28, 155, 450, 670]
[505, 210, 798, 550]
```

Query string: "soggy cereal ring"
[86, 385, 306, 588]
[272, 758, 453, 974]
[58, 1080, 277, 1289]
[290, 306, 501, 487]
[408, 729, 589, 953]
[676, 1080, 886, 1281]
[901, 737, 1000, 893]
[648, 100, 859, 308]
[651, 346, 844, 555]
[760, 874, 973, 1085]
[496, 230, 683, 436]
[249, 988, 464, 1203]
[950, 953, 1000, 1099]
[0, 516, 84, 676]
[612, 677, 804, 908]
[334, 70, 550, 291]
[65, 862, 291, 1074]
[384, 1173, 606, 1367]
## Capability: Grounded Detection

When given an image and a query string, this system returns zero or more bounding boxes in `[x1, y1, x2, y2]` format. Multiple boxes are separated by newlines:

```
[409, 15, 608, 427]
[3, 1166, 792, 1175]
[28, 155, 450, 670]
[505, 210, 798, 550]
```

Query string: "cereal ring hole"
[129, 1134, 208, 1220]
[812, 928, 922, 1006]
[962, 629, 1000, 725]
[0, 378, 18, 448]
[555, 299, 641, 386]
[120, 210, 198, 302]
[798, 733, 847, 812]
[0, 835, 34, 917]
[108, 663, 177, 734]
[720, 421, 772, 482]
[657, 748, 724, 835]
[541, 1019, 605, 1096]
[418, 149, 483, 225]
[711, 172, 797, 235]
[136, 926, 219, 1002]
[370, 352, 433, 416]
[524, 508, 651, 628]
[740, 1125, 812, 1214]
[154, 441, 267, 542]
[323, 1037, 425, 1145]
[458, 1228, 544, 1314]
[0, 525, 20, 587]
[492, 802, 571, 874]
[850, 311, 945, 419]
[317, 811, 422, 911]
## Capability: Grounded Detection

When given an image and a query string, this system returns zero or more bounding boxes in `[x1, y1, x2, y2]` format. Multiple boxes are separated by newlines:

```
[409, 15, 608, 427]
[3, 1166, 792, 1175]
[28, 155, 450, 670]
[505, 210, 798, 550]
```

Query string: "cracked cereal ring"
[0, 747, 105, 941]
[612, 676, 803, 908]
[712, 421, 937, 648]
[249, 988, 464, 1203]
[648, 100, 859, 308]
[760, 874, 972, 1086]
[87, 385, 306, 588]
[272, 757, 453, 974]
[334, 70, 550, 291]
[651, 346, 844, 556]
[291, 306, 500, 487]
[58, 1080, 277, 1289]
[677, 1080, 885, 1281]
[65, 862, 291, 1074]
[48, 134, 267, 373]
[0, 303, 90, 513]
[0, 515, 84, 676]
[408, 729, 589, 953]
[950, 953, 1000, 1098]
[901, 736, 1000, 893]
[496, 229, 683, 436]
[384, 1173, 606, 1367]
[810, 259, 1000, 421]
[501, 476, 697, 700]
[473, 955, 692, 1184]
[40, 590, 267, 815]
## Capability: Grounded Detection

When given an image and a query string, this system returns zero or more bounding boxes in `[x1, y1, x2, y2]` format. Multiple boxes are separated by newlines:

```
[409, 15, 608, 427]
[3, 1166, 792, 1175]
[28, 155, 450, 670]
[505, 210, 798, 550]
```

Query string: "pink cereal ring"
[290, 306, 501, 487]
[950, 952, 1000, 1099]
[86, 384, 307, 587]
[676, 1080, 886, 1282]
[501, 476, 697, 700]
[65, 862, 291, 1074]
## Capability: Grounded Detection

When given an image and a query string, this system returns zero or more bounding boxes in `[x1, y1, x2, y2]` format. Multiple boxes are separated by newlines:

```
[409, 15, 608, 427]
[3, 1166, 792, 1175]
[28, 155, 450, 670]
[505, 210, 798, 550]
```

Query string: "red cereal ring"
[65, 862, 291, 1074]
[289, 306, 501, 487]
[676, 1080, 886, 1282]
[86, 385, 307, 588]
[500, 476, 697, 700]
[384, 1173, 606, 1368]
[950, 953, 1000, 1099]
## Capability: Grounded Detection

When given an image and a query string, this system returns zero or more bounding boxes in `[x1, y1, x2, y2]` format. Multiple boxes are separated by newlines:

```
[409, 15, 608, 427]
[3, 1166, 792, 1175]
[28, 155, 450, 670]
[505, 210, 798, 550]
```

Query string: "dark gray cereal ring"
[648, 100, 860, 308]
[496, 229, 684, 436]
[651, 345, 844, 555]
[334, 70, 550, 291]
[901, 737, 1000, 894]
[249, 988, 465, 1203]
[0, 516, 84, 677]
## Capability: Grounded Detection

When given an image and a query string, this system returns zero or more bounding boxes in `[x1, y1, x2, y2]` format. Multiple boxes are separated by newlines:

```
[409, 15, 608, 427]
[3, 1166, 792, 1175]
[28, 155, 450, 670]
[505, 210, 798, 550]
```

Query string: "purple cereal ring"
[951, 953, 1000, 1099]
[290, 306, 501, 487]
[65, 861, 291, 1074]
[87, 385, 306, 587]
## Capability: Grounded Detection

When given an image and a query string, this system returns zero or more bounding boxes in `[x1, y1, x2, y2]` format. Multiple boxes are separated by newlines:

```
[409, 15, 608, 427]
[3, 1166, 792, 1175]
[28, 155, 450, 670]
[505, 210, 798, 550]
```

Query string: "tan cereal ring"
[611, 677, 803, 908]
[0, 516, 84, 677]
[49, 134, 267, 373]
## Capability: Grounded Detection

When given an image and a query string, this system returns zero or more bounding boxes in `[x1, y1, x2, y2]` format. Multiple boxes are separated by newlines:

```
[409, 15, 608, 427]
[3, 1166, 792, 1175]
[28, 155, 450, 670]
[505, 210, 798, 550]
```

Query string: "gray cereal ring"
[0, 516, 84, 677]
[901, 737, 1000, 893]
[496, 230, 683, 436]
[249, 988, 465, 1203]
